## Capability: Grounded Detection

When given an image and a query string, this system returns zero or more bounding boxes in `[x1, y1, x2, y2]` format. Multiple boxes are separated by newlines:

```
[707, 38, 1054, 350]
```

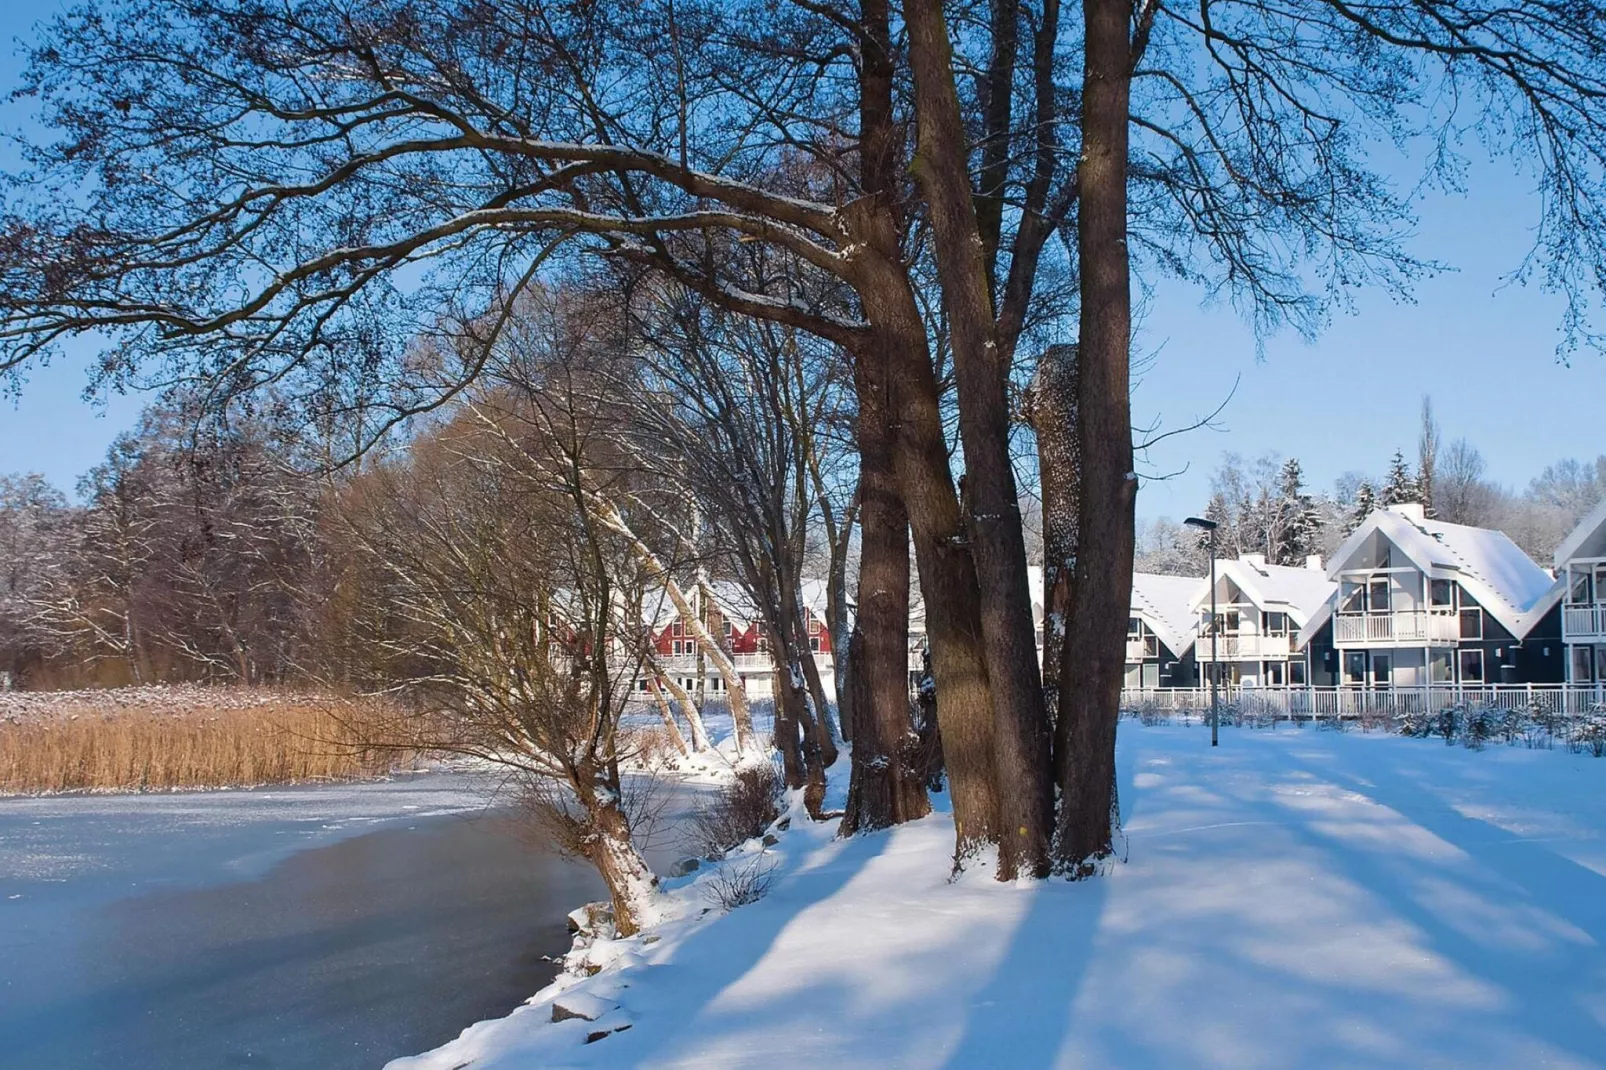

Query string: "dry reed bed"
[0, 686, 415, 795]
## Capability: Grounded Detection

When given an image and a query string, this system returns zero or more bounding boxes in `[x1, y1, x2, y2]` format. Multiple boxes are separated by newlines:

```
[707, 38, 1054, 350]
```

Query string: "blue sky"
[2, 1, 1603, 510]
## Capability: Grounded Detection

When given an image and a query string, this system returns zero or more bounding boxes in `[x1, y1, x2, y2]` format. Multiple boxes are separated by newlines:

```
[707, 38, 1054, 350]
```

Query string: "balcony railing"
[1121, 682, 1606, 718]
[1196, 634, 1291, 661]
[655, 652, 798, 675]
[1334, 610, 1460, 645]
[1564, 605, 1606, 640]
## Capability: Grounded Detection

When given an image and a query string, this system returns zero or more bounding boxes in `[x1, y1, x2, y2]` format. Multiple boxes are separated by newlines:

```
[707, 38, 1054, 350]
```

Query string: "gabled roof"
[1024, 566, 1203, 657]
[1132, 572, 1206, 657]
[1192, 556, 1335, 629]
[1301, 504, 1556, 643]
[1553, 495, 1606, 571]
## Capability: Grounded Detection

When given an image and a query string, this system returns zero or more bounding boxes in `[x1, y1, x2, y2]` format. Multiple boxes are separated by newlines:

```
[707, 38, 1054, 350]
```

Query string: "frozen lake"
[0, 773, 619, 1069]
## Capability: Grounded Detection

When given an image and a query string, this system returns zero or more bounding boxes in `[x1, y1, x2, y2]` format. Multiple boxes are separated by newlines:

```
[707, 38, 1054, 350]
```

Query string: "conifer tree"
[1272, 458, 1317, 566]
[1347, 481, 1379, 535]
[1381, 450, 1419, 507]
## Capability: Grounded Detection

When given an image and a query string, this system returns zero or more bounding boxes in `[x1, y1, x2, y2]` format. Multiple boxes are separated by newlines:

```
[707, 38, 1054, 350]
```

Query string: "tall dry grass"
[0, 688, 418, 794]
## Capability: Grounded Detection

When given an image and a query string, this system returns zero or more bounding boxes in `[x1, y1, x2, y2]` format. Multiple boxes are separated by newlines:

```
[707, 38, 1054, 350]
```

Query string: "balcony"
[1197, 634, 1292, 661]
[655, 652, 786, 675]
[1564, 605, 1606, 641]
[1334, 610, 1460, 646]
[1125, 636, 1159, 662]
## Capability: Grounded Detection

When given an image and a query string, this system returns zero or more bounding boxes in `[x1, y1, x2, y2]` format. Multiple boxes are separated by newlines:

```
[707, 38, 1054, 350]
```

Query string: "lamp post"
[1185, 516, 1220, 747]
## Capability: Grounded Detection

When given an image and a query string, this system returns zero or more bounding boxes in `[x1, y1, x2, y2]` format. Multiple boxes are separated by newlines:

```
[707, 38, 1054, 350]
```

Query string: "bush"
[1573, 707, 1606, 758]
[702, 854, 777, 911]
[683, 761, 784, 859]
[1462, 705, 1497, 751]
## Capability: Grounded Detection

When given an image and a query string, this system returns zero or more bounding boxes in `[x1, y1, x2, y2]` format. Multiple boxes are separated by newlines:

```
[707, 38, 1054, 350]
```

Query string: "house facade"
[1299, 503, 1562, 689]
[1553, 496, 1606, 687]
[1191, 554, 1334, 688]
[643, 579, 836, 697]
[1126, 572, 1205, 689]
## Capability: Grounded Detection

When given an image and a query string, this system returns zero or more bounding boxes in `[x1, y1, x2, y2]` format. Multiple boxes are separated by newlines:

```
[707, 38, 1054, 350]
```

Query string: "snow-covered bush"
[1573, 706, 1606, 758]
[1394, 706, 1436, 739]
[1461, 705, 1498, 751]
[1435, 705, 1462, 745]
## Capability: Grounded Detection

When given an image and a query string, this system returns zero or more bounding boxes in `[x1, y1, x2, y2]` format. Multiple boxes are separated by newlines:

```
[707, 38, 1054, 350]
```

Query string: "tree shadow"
[1276, 746, 1606, 1067]
[935, 735, 1139, 1069]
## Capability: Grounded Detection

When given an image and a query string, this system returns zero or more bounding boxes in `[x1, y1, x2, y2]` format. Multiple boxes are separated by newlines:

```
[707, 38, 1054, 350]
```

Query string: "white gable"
[1553, 496, 1606, 571]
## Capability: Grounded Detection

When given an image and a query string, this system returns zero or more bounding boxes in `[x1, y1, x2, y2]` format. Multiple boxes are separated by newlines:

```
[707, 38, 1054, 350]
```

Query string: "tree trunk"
[586, 789, 658, 938]
[646, 675, 692, 757]
[591, 500, 755, 750]
[841, 379, 928, 834]
[1028, 344, 1080, 735]
[1054, 0, 1136, 875]
[773, 646, 828, 818]
[851, 0, 998, 863]
[905, 0, 1053, 880]
[648, 651, 713, 752]
[797, 613, 841, 764]
[825, 486, 856, 742]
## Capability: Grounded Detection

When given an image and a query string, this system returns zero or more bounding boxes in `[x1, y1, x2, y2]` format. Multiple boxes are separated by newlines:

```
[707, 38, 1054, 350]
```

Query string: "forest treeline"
[1134, 399, 1606, 576]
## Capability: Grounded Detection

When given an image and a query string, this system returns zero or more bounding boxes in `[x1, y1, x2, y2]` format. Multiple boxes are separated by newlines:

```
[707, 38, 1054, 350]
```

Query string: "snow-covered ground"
[396, 723, 1606, 1069]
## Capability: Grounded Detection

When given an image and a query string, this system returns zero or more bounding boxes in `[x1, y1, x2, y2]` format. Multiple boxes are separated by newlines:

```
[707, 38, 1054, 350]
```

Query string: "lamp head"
[1183, 516, 1218, 532]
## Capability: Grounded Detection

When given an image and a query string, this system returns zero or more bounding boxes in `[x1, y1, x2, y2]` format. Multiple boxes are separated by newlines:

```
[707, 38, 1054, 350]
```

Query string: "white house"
[1299, 503, 1560, 688]
[1191, 554, 1335, 687]
[1551, 496, 1606, 686]
[1127, 572, 1206, 688]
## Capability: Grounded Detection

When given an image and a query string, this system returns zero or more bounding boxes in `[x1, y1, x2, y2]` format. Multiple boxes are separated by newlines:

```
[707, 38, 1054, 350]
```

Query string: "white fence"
[1121, 683, 1606, 719]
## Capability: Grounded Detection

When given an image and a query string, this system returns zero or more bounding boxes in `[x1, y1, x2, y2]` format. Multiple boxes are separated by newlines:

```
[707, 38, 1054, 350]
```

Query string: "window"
[1459, 608, 1483, 640]
[1371, 653, 1391, 686]
[1265, 660, 1285, 686]
[1598, 645, 1606, 682]
[1128, 617, 1142, 639]
[1290, 660, 1307, 686]
[1369, 578, 1391, 613]
[1143, 635, 1159, 658]
[672, 640, 682, 655]
[1430, 649, 1454, 683]
[1459, 648, 1485, 684]
[1265, 612, 1289, 636]
[810, 635, 822, 653]
[1125, 663, 1143, 689]
[672, 621, 683, 637]
[1598, 567, 1606, 606]
[1431, 579, 1455, 609]
[1345, 651, 1367, 685]
[1585, 645, 1605, 683]
[1142, 662, 1160, 688]
[1341, 583, 1367, 613]
[1570, 568, 1594, 605]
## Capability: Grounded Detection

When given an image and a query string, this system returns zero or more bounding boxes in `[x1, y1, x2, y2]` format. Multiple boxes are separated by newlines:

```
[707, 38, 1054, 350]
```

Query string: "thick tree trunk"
[586, 791, 658, 938]
[905, 0, 1053, 879]
[842, 359, 929, 835]
[1028, 344, 1081, 734]
[851, 0, 998, 863]
[1054, 0, 1137, 875]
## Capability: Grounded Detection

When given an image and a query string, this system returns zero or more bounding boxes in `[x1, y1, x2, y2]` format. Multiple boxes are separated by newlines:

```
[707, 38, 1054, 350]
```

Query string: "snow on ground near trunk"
[394, 725, 1606, 1069]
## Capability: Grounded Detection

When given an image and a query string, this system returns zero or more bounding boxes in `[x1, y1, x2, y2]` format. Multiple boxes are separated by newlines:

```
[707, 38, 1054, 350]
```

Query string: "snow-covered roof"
[1553, 495, 1606, 571]
[1023, 566, 1203, 657]
[1301, 504, 1556, 644]
[1132, 573, 1207, 657]
[1192, 555, 1335, 631]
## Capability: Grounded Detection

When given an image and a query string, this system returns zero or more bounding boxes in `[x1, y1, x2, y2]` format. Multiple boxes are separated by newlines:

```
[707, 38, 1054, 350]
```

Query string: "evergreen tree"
[1381, 449, 1419, 506]
[1346, 480, 1378, 535]
[1272, 458, 1318, 566]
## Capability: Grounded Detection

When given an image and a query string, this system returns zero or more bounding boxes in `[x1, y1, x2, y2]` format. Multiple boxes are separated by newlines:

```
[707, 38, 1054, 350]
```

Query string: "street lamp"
[1184, 516, 1220, 747]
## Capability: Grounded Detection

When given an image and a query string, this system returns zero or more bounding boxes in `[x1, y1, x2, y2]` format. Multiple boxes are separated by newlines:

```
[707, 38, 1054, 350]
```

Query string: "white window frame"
[1459, 648, 1485, 684]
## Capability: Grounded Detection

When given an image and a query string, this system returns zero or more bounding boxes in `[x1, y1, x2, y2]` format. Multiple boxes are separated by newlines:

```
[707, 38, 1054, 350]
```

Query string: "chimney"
[1388, 502, 1426, 522]
[1305, 555, 1324, 571]
[1241, 553, 1268, 568]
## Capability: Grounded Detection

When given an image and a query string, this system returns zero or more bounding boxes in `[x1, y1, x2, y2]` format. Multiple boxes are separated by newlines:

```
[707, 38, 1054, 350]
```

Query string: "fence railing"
[1333, 610, 1460, 644]
[1564, 605, 1606, 640]
[1121, 683, 1606, 718]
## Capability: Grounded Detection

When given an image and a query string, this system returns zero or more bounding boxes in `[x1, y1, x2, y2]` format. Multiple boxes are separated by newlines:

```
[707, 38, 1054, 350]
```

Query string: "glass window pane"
[1431, 579, 1455, 608]
[1345, 652, 1367, 684]
[1459, 608, 1483, 640]
[1596, 645, 1606, 682]
[1290, 660, 1307, 685]
[1370, 579, 1391, 612]
[1572, 646, 1594, 682]
[1372, 654, 1391, 685]
[1125, 663, 1142, 689]
[1571, 569, 1593, 605]
[1430, 650, 1454, 683]
[1459, 649, 1485, 683]
[1128, 617, 1141, 638]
